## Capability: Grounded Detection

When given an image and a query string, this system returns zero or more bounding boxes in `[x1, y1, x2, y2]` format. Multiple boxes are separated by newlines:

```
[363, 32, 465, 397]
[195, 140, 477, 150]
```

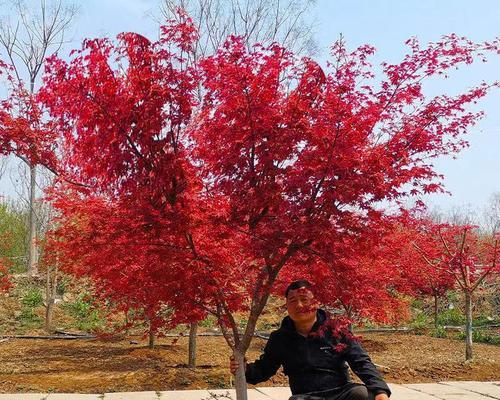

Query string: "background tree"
[484, 192, 500, 235]
[160, 0, 317, 61]
[0, 156, 7, 178]
[412, 223, 499, 360]
[45, 193, 205, 345]
[0, 0, 76, 276]
[0, 261, 11, 292]
[392, 218, 457, 328]
[41, 14, 210, 346]
[0, 199, 28, 273]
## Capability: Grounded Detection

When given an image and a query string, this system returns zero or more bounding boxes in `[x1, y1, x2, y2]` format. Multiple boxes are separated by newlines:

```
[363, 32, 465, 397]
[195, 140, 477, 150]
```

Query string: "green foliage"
[430, 326, 447, 338]
[62, 295, 105, 332]
[56, 277, 69, 296]
[410, 297, 424, 309]
[15, 286, 44, 330]
[437, 308, 466, 326]
[22, 287, 44, 308]
[472, 314, 499, 326]
[410, 312, 429, 333]
[238, 318, 248, 329]
[457, 330, 500, 345]
[0, 202, 28, 273]
[179, 376, 192, 386]
[204, 377, 227, 389]
[18, 307, 43, 327]
[446, 290, 460, 304]
[199, 316, 215, 328]
[259, 321, 279, 331]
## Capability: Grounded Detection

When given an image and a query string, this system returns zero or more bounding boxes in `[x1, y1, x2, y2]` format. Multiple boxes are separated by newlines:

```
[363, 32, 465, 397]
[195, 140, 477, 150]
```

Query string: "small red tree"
[412, 223, 499, 360]
[394, 218, 456, 327]
[40, 11, 500, 398]
[0, 261, 11, 293]
[45, 192, 205, 344]
[40, 12, 211, 343]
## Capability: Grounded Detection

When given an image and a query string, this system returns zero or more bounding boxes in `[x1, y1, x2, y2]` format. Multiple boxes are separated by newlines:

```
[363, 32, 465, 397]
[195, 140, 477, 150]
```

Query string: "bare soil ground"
[0, 332, 498, 393]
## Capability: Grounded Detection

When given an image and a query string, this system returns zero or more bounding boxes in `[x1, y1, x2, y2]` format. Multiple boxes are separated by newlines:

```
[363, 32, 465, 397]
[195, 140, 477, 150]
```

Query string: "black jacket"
[245, 309, 391, 397]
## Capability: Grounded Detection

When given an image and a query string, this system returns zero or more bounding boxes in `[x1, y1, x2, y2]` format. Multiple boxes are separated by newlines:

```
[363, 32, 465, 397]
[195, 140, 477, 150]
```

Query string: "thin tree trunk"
[28, 163, 38, 276]
[188, 322, 198, 367]
[45, 263, 53, 332]
[124, 311, 130, 335]
[464, 290, 473, 360]
[233, 348, 248, 400]
[45, 263, 58, 333]
[434, 293, 439, 328]
[148, 323, 155, 349]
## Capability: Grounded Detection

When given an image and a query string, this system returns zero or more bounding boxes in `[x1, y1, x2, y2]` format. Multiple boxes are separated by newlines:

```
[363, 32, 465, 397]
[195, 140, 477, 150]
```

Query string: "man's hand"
[229, 355, 247, 375]
[375, 393, 389, 400]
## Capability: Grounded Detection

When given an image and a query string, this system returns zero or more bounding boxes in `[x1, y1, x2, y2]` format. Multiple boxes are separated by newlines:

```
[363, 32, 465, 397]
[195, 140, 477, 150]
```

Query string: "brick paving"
[0, 381, 498, 399]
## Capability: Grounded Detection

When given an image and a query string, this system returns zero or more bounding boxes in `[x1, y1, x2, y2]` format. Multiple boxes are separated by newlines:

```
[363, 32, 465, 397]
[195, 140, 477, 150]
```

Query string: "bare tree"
[0, 0, 77, 276]
[483, 192, 500, 235]
[160, 0, 318, 63]
[446, 203, 478, 226]
[0, 156, 7, 179]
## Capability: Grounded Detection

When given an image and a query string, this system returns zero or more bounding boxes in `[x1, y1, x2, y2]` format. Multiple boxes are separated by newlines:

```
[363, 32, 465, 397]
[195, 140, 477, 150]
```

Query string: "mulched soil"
[0, 332, 498, 393]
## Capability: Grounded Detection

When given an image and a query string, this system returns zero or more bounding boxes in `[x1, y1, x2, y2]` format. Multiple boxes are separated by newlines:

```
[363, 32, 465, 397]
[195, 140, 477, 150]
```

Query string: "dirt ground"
[0, 332, 498, 393]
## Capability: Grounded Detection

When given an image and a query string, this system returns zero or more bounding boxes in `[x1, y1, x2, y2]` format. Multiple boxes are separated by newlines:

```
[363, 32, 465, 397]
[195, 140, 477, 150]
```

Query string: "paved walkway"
[0, 382, 498, 399]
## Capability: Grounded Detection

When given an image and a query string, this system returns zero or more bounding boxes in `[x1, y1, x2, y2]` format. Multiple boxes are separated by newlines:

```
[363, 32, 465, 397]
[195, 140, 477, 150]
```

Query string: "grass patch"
[61, 295, 105, 332]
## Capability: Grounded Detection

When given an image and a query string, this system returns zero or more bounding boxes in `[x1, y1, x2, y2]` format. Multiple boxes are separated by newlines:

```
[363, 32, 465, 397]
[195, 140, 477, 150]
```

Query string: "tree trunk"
[27, 163, 38, 276]
[45, 264, 53, 333]
[188, 322, 198, 367]
[45, 262, 58, 333]
[124, 311, 130, 335]
[464, 291, 473, 361]
[233, 348, 248, 400]
[434, 293, 439, 328]
[45, 299, 54, 333]
[148, 321, 155, 349]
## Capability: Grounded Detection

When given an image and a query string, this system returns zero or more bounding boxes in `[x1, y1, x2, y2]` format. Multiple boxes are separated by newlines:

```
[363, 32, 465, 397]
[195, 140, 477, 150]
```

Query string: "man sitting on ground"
[229, 280, 391, 400]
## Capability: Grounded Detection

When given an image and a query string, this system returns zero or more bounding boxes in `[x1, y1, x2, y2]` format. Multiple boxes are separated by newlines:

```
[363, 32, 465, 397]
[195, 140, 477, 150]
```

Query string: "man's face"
[286, 286, 318, 323]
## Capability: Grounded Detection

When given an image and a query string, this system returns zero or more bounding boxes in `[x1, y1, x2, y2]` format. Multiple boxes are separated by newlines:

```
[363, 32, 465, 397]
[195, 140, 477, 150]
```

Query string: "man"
[230, 280, 391, 400]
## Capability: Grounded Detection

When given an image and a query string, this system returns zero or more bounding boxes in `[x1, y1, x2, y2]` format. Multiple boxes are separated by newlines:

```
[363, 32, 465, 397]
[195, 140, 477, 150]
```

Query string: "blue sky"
[312, 0, 500, 212]
[1, 0, 499, 212]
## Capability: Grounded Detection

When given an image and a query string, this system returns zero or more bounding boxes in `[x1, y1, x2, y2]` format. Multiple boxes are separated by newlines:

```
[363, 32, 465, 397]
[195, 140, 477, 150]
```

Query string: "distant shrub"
[199, 316, 215, 328]
[62, 295, 104, 332]
[437, 308, 465, 326]
[430, 326, 447, 338]
[17, 306, 43, 330]
[22, 287, 43, 308]
[472, 314, 498, 326]
[456, 330, 500, 345]
[410, 312, 428, 333]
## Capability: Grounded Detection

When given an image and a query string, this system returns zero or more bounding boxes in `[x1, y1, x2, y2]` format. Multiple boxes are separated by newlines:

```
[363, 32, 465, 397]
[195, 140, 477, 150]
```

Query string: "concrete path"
[0, 382, 498, 399]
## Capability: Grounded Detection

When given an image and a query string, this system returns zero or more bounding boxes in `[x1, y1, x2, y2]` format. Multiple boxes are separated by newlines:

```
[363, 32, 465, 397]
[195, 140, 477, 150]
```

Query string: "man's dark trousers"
[289, 383, 375, 400]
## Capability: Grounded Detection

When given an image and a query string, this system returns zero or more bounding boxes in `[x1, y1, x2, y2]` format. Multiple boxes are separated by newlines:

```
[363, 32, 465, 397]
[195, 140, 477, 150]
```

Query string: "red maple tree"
[41, 13, 208, 341]
[191, 33, 499, 398]
[392, 217, 456, 327]
[0, 261, 11, 293]
[38, 10, 500, 398]
[412, 222, 498, 360]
